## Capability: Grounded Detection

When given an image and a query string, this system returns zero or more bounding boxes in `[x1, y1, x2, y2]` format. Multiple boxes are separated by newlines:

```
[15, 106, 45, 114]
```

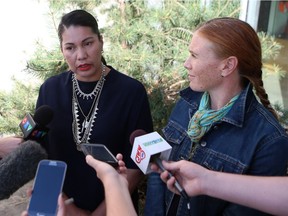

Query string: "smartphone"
[81, 143, 118, 167]
[27, 159, 67, 216]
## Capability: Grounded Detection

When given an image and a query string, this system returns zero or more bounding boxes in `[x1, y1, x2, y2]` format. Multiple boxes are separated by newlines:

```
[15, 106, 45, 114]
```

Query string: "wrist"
[200, 169, 215, 196]
[103, 174, 127, 188]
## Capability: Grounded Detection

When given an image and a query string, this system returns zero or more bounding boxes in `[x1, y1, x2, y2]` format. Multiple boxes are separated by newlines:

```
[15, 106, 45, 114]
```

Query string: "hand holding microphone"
[0, 136, 23, 158]
[0, 105, 53, 159]
[0, 105, 53, 200]
[0, 140, 48, 200]
[130, 129, 190, 209]
[152, 157, 190, 202]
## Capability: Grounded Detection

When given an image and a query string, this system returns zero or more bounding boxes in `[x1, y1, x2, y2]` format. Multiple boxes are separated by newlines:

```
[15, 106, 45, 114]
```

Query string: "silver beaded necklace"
[72, 63, 106, 151]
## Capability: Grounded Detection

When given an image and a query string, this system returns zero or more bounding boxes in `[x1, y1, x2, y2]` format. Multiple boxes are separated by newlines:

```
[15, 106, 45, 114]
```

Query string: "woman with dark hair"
[145, 17, 288, 216]
[36, 9, 153, 215]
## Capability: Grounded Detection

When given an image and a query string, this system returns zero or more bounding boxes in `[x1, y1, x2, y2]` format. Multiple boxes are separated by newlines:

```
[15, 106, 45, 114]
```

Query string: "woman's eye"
[65, 46, 73, 51]
[85, 41, 92, 46]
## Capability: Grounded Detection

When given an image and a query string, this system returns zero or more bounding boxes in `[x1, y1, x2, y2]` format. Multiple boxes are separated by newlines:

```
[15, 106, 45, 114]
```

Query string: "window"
[258, 1, 288, 109]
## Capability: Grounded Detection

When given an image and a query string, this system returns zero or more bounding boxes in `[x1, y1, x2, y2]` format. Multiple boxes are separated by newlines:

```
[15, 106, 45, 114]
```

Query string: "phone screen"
[81, 143, 118, 167]
[28, 160, 67, 216]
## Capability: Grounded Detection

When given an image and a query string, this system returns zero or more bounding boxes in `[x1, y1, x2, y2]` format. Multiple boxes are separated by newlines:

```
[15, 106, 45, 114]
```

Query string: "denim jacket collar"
[179, 83, 254, 128]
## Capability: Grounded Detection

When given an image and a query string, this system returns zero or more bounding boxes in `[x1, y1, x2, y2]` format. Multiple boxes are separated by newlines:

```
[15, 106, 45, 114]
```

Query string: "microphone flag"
[19, 113, 39, 139]
[130, 131, 171, 174]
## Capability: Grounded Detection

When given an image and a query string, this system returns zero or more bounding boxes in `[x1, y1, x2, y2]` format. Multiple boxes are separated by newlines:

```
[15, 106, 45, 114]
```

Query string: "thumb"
[162, 160, 179, 172]
[57, 194, 66, 215]
[86, 155, 100, 170]
[20, 211, 28, 216]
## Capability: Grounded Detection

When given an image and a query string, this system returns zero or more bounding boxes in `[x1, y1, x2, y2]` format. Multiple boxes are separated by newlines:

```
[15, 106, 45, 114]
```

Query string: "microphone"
[130, 129, 190, 208]
[130, 129, 172, 174]
[19, 105, 54, 141]
[0, 140, 48, 200]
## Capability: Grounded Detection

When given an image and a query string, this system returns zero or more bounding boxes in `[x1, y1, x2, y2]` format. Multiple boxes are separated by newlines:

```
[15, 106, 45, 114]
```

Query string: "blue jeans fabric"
[145, 84, 288, 216]
[144, 172, 166, 216]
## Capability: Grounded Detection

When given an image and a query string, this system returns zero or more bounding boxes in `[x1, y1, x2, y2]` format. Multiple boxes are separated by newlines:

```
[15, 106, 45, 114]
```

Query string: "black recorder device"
[81, 143, 118, 167]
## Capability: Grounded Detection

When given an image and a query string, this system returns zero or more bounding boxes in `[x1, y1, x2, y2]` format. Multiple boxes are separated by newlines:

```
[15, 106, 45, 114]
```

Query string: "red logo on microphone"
[135, 145, 146, 163]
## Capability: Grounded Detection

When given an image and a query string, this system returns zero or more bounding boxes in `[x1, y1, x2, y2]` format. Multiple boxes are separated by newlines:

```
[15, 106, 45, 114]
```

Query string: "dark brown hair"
[58, 9, 106, 65]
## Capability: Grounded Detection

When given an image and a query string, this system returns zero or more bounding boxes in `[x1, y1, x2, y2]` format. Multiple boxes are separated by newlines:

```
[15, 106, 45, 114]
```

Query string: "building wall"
[243, 0, 288, 109]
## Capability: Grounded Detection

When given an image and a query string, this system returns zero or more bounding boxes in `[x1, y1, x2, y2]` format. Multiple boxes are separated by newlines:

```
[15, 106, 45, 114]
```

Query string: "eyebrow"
[82, 37, 95, 42]
[63, 37, 95, 46]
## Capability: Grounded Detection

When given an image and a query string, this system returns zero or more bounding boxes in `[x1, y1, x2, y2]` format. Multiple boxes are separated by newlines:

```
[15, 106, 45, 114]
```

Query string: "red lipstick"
[78, 64, 92, 71]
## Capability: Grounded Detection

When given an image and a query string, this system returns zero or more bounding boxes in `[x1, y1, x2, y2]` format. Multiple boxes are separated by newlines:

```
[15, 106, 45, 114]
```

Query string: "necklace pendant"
[85, 120, 90, 129]
[81, 118, 91, 134]
[76, 143, 82, 151]
[81, 119, 86, 133]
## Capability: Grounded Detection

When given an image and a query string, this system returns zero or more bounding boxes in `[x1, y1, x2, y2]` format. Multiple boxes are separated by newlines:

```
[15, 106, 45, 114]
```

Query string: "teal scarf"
[187, 92, 239, 143]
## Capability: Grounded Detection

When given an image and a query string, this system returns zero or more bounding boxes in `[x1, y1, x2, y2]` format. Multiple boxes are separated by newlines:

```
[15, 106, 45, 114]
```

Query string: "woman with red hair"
[145, 17, 288, 216]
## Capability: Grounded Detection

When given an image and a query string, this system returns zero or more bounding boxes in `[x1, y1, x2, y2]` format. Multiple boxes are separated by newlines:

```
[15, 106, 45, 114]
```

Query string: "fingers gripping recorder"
[130, 130, 190, 210]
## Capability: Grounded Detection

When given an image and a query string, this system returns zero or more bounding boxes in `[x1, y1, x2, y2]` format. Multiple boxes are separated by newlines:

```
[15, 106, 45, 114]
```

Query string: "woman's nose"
[183, 58, 191, 70]
[77, 47, 88, 60]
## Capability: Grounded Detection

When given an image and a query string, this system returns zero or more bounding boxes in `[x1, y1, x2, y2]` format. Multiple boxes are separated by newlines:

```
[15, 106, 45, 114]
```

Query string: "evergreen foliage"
[1, 0, 287, 135]
[274, 103, 288, 130]
[259, 32, 286, 77]
[0, 79, 36, 136]
[0, 1, 287, 214]
[101, 0, 241, 131]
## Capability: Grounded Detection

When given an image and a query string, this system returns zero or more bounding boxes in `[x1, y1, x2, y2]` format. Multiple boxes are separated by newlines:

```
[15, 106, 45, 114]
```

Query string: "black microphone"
[0, 140, 48, 200]
[130, 129, 191, 209]
[19, 105, 54, 141]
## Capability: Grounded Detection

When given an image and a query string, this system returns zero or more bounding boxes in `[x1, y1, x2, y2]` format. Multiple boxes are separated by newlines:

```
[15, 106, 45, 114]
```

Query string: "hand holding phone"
[81, 143, 118, 167]
[28, 160, 67, 216]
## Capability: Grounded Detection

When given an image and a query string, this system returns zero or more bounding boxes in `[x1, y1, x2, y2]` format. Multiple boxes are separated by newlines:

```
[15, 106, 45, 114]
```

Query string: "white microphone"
[130, 129, 172, 174]
[130, 129, 191, 209]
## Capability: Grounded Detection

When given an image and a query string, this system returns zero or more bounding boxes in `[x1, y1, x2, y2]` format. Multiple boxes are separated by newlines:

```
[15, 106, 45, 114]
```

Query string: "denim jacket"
[144, 84, 288, 216]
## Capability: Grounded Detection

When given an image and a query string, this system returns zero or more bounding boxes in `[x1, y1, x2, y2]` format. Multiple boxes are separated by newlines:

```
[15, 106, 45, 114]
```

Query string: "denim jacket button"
[200, 141, 207, 147]
[213, 125, 218, 130]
